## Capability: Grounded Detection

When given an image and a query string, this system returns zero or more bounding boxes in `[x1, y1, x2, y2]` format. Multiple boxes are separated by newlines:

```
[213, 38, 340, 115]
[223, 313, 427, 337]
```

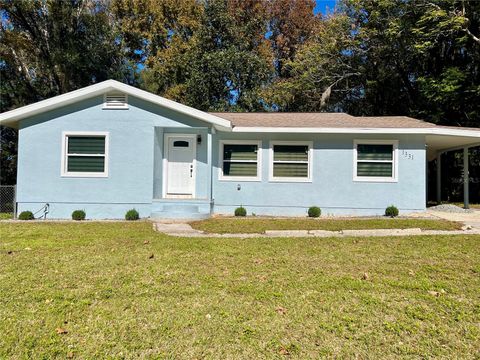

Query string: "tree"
[267, 0, 318, 77]
[183, 0, 273, 111]
[341, 0, 480, 125]
[0, 0, 130, 184]
[262, 13, 363, 111]
[111, 0, 203, 100]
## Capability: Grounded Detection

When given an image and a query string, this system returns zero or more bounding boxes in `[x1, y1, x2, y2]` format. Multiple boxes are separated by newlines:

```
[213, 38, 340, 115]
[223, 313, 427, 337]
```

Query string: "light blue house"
[1, 80, 479, 219]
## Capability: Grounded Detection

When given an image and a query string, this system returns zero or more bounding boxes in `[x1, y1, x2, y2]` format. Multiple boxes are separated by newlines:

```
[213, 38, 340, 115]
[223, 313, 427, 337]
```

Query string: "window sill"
[218, 177, 262, 182]
[269, 178, 312, 183]
[61, 173, 109, 178]
[353, 177, 397, 183]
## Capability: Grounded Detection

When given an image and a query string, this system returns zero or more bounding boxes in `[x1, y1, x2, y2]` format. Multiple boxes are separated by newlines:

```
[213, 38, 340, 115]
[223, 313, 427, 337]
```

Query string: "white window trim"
[353, 139, 398, 183]
[61, 131, 109, 178]
[103, 93, 129, 110]
[269, 141, 313, 182]
[218, 140, 262, 181]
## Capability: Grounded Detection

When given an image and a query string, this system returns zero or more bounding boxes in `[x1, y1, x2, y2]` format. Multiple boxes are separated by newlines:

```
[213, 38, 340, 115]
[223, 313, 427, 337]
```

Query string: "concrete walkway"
[153, 219, 480, 238]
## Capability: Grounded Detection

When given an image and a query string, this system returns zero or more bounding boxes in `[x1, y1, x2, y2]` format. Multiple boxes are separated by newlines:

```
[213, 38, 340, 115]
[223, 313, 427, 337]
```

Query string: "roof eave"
[231, 126, 480, 137]
[0, 80, 232, 131]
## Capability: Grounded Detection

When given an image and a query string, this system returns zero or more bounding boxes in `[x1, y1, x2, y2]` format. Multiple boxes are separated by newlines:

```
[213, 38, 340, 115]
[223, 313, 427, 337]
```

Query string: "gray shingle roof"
[210, 112, 437, 128]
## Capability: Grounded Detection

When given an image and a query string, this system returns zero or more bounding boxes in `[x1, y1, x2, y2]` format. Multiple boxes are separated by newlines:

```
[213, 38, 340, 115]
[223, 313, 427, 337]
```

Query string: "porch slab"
[153, 222, 205, 235]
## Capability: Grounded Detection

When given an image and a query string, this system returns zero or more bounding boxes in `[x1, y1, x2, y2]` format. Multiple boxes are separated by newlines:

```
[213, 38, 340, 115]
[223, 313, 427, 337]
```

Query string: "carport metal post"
[436, 152, 442, 204]
[464, 147, 469, 209]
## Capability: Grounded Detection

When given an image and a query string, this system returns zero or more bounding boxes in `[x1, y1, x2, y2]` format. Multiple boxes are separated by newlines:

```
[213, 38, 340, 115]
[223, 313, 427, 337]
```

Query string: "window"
[103, 93, 128, 109]
[61, 132, 109, 177]
[173, 140, 189, 148]
[219, 140, 261, 181]
[353, 140, 398, 182]
[269, 141, 312, 182]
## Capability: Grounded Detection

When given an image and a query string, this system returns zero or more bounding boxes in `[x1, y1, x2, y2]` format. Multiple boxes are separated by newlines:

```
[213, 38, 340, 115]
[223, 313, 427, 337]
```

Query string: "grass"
[191, 217, 462, 234]
[1, 222, 479, 358]
[0, 212, 13, 220]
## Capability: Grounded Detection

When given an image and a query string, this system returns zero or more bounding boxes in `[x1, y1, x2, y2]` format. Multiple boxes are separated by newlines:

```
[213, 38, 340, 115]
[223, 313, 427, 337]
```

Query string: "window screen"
[222, 144, 258, 177]
[66, 136, 106, 173]
[356, 143, 394, 178]
[272, 144, 309, 178]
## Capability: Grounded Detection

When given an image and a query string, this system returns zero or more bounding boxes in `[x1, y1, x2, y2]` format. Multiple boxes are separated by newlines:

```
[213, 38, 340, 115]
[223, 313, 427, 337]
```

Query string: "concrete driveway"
[427, 208, 480, 229]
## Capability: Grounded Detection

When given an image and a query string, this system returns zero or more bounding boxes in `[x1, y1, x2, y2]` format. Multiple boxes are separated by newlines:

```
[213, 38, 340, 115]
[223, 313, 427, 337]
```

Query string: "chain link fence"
[0, 185, 16, 218]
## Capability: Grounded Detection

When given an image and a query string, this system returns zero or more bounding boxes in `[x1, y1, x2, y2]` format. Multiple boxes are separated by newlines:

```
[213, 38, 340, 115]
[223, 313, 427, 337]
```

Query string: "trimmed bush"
[308, 206, 321, 218]
[385, 205, 399, 218]
[125, 209, 140, 221]
[234, 206, 247, 217]
[18, 211, 34, 221]
[72, 210, 86, 221]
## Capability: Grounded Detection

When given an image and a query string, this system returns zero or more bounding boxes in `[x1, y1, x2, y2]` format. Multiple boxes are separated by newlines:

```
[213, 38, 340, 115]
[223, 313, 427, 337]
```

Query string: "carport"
[426, 128, 480, 209]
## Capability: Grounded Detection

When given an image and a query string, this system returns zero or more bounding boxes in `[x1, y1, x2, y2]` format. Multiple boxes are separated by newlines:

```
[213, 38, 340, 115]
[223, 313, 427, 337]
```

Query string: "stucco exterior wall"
[212, 133, 426, 216]
[16, 96, 209, 219]
[15, 94, 427, 218]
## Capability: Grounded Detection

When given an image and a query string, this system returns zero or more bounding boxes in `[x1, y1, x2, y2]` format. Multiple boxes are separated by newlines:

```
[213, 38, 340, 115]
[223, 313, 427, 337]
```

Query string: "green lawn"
[191, 217, 462, 234]
[1, 222, 479, 358]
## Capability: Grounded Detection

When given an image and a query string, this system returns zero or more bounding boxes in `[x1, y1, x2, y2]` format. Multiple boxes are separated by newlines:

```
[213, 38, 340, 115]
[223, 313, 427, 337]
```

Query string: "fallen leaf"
[361, 273, 369, 281]
[143, 240, 149, 245]
[279, 347, 290, 356]
[275, 306, 287, 315]
[56, 328, 68, 335]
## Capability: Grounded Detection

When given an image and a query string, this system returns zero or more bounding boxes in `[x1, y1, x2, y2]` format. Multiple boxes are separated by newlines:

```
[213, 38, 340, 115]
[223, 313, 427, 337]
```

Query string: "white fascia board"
[0, 81, 116, 127]
[231, 126, 480, 137]
[109, 81, 232, 131]
[0, 80, 232, 131]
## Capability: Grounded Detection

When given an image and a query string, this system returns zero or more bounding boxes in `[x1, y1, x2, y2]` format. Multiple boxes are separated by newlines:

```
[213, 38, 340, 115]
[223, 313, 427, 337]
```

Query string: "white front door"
[165, 135, 196, 197]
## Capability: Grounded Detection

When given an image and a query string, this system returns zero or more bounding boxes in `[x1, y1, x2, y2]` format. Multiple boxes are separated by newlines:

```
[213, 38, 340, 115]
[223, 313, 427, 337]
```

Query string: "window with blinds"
[270, 142, 312, 181]
[62, 133, 108, 177]
[354, 140, 397, 182]
[220, 141, 261, 180]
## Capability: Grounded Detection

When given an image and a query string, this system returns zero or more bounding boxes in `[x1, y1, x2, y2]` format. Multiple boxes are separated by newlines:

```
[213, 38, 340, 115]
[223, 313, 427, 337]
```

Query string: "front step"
[151, 199, 212, 220]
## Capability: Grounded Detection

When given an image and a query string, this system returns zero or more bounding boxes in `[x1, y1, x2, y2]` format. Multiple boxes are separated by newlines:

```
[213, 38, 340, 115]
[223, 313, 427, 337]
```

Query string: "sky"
[314, 0, 338, 15]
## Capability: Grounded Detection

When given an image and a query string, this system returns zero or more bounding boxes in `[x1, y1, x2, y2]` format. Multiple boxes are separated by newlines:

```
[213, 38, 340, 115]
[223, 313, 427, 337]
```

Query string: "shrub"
[72, 210, 86, 221]
[308, 206, 321, 218]
[385, 205, 399, 218]
[18, 211, 34, 220]
[125, 208, 140, 221]
[234, 206, 247, 217]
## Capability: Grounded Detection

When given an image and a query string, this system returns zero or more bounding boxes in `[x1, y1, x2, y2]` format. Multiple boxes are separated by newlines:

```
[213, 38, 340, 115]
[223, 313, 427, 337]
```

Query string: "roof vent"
[103, 93, 128, 109]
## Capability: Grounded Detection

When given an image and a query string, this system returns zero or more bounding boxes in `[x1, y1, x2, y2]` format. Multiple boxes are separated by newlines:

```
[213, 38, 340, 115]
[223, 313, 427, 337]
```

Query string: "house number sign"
[401, 150, 414, 160]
